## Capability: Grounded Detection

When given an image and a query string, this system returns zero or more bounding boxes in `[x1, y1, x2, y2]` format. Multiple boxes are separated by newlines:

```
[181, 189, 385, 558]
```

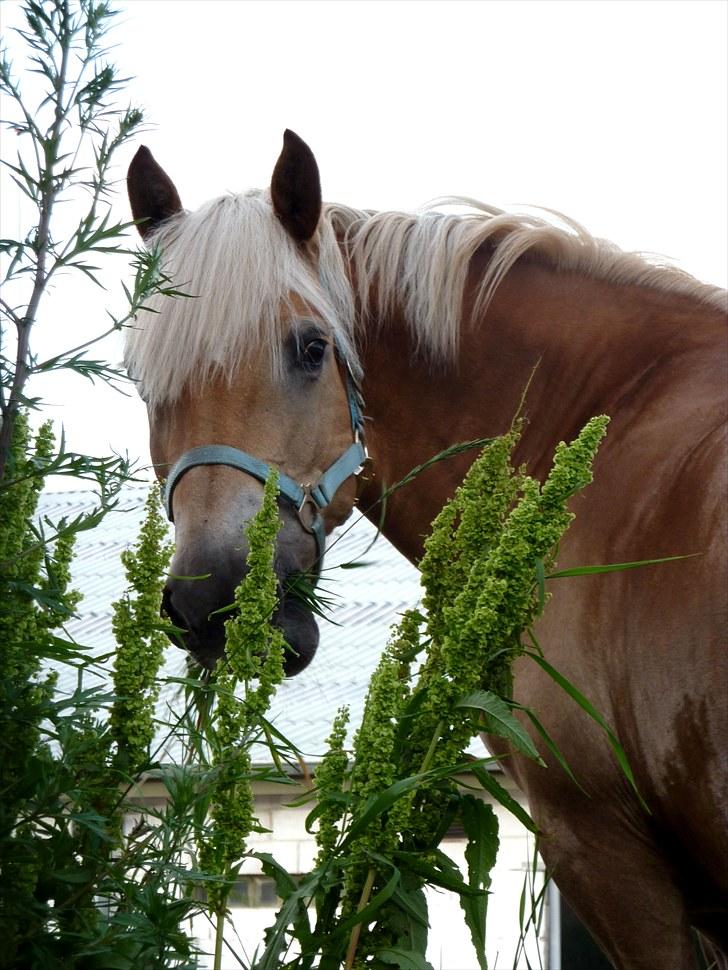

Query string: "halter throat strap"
[162, 358, 367, 582]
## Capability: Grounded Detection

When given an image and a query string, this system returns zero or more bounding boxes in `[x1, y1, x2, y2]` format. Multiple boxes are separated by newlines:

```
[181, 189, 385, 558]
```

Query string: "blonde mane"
[125, 190, 726, 406]
[327, 198, 727, 362]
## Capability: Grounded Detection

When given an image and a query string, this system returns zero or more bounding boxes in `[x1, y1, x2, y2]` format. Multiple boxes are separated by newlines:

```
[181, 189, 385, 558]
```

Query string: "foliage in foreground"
[0, 3, 200, 962]
[165, 413, 613, 970]
[0, 409, 612, 970]
[233, 415, 610, 970]
[0, 418, 203, 968]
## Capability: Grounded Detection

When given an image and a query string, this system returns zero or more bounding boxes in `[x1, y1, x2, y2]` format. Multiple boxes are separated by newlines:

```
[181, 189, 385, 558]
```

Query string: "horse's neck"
[355, 256, 725, 563]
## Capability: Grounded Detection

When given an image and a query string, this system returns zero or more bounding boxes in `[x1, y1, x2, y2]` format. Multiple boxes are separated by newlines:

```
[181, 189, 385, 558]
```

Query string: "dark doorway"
[559, 892, 613, 970]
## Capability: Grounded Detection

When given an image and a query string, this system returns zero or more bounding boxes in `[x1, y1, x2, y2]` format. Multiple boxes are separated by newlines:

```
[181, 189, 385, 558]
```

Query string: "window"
[228, 875, 283, 909]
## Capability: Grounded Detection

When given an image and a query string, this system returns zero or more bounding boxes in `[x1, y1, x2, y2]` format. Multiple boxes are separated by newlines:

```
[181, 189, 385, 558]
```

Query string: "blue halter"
[162, 354, 367, 583]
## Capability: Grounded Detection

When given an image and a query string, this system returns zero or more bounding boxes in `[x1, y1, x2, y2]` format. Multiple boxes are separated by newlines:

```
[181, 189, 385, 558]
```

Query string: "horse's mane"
[326, 198, 727, 362]
[125, 189, 726, 407]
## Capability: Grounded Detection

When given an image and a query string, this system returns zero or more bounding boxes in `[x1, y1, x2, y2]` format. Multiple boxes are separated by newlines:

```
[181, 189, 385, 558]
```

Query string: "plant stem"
[344, 866, 377, 970]
[340, 720, 444, 968]
[213, 904, 226, 970]
[420, 719, 445, 774]
[0, 1, 72, 481]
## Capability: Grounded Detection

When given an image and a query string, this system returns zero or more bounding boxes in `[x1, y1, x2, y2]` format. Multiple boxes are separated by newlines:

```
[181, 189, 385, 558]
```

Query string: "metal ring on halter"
[296, 486, 320, 533]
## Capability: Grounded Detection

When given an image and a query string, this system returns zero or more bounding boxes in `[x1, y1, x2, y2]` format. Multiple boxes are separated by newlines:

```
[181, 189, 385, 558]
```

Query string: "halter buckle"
[354, 429, 369, 476]
[297, 485, 320, 534]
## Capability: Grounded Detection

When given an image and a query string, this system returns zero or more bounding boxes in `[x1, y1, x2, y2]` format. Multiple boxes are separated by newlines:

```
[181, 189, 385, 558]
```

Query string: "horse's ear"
[271, 129, 321, 243]
[127, 146, 183, 239]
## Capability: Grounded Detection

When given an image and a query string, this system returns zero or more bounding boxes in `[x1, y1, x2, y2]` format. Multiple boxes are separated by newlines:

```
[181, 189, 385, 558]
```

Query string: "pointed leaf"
[459, 796, 499, 969]
[525, 650, 649, 812]
[547, 554, 696, 578]
[340, 773, 428, 848]
[305, 792, 349, 834]
[462, 796, 499, 890]
[468, 762, 537, 833]
[511, 702, 586, 794]
[393, 850, 486, 897]
[252, 861, 319, 967]
[458, 690, 544, 764]
[392, 882, 430, 929]
[333, 866, 401, 938]
[376, 948, 434, 969]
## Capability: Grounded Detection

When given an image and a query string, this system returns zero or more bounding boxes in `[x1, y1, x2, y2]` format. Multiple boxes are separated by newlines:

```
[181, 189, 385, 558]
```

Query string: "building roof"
[39, 484, 426, 765]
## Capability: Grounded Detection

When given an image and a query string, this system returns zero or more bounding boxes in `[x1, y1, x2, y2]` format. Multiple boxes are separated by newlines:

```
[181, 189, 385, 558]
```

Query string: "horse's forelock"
[124, 189, 358, 408]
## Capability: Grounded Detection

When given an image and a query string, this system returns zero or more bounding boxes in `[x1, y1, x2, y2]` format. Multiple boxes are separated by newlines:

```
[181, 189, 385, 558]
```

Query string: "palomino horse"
[126, 131, 727, 969]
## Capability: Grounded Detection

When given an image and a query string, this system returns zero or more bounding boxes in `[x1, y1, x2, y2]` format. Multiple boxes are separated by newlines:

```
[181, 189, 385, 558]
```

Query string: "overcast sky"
[1, 0, 726, 485]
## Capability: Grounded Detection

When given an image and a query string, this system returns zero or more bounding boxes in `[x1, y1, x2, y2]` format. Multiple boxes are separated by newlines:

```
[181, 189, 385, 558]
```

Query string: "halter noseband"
[162, 353, 367, 584]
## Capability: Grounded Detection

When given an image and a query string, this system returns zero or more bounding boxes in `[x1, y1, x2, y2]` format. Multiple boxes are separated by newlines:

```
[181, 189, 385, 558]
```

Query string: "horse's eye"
[301, 338, 327, 371]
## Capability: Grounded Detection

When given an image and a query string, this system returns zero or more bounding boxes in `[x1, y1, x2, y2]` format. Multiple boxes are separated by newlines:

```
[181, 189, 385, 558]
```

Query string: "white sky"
[1, 0, 726, 485]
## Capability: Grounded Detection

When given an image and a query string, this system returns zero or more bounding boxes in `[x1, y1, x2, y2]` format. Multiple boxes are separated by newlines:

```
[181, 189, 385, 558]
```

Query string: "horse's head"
[126, 131, 364, 674]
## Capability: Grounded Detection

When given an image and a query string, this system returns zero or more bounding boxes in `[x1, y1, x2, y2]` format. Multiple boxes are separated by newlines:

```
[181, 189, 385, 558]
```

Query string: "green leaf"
[460, 796, 499, 969]
[333, 866, 400, 937]
[386, 869, 430, 954]
[340, 773, 430, 848]
[257, 714, 304, 758]
[547, 554, 697, 578]
[457, 690, 544, 764]
[468, 762, 538, 833]
[253, 867, 320, 968]
[462, 797, 499, 887]
[525, 650, 650, 812]
[391, 881, 430, 929]
[254, 851, 298, 897]
[392, 686, 431, 757]
[304, 792, 350, 835]
[393, 849, 486, 897]
[511, 702, 587, 795]
[375, 947, 434, 969]
[383, 437, 497, 498]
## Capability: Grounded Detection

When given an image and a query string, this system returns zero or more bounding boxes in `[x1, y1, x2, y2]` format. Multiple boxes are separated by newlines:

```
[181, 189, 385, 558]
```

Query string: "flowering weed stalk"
[0, 415, 77, 960]
[111, 485, 174, 774]
[195, 470, 289, 970]
[0, 419, 203, 967]
[254, 415, 613, 970]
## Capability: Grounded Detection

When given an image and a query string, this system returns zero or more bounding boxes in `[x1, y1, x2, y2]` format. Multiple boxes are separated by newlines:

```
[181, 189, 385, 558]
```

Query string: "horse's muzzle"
[161, 575, 319, 676]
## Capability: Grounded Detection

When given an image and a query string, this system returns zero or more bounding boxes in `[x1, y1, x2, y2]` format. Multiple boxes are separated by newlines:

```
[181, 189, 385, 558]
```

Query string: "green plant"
[314, 416, 609, 969]
[195, 470, 290, 969]
[184, 415, 616, 970]
[0, 2, 200, 965]
[0, 0, 186, 483]
[0, 433, 208, 967]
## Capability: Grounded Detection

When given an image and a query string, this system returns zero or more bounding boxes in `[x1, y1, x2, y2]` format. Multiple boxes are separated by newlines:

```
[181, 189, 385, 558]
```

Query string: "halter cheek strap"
[162, 357, 367, 584]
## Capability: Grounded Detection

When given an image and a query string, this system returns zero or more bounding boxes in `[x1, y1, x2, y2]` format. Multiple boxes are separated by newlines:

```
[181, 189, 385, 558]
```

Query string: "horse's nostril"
[160, 567, 319, 674]
[160, 578, 231, 669]
[161, 586, 188, 638]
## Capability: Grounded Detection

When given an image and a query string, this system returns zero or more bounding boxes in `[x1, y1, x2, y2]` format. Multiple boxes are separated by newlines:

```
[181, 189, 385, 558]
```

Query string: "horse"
[126, 130, 727, 969]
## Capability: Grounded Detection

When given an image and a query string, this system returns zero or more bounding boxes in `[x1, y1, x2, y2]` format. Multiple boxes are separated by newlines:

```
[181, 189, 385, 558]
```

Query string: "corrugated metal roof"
[38, 484, 428, 764]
